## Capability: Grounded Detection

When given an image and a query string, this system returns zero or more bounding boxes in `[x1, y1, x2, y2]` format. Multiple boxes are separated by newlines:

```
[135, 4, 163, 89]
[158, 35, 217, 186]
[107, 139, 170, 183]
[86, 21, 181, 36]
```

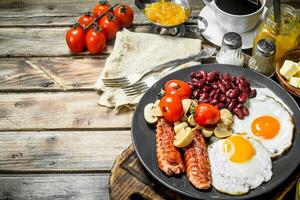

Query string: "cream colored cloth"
[95, 29, 202, 112]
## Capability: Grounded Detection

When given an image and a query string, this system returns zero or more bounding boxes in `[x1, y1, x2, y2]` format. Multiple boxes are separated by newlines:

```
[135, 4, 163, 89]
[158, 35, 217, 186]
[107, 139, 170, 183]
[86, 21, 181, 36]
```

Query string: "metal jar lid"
[256, 39, 276, 57]
[222, 32, 242, 50]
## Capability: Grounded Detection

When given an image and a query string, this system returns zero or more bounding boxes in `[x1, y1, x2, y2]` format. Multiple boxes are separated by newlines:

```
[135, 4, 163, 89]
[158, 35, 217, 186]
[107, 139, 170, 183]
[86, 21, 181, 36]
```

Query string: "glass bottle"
[216, 32, 244, 66]
[249, 39, 276, 77]
[253, 4, 300, 64]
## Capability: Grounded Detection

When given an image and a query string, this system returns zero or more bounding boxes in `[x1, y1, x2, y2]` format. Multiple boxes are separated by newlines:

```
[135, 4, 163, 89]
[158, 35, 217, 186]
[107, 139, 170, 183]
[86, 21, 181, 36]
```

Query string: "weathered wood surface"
[0, 0, 204, 27]
[0, 173, 109, 200]
[0, 92, 132, 130]
[0, 131, 130, 171]
[0, 58, 59, 91]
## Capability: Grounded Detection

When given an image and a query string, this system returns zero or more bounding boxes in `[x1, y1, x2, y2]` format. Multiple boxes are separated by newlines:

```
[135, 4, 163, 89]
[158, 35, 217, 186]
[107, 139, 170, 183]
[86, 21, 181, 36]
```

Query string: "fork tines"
[123, 82, 149, 96]
[102, 77, 130, 87]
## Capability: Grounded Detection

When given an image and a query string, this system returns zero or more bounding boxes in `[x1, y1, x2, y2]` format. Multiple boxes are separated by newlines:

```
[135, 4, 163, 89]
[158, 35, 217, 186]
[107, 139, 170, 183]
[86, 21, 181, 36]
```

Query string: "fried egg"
[208, 134, 272, 195]
[233, 96, 294, 157]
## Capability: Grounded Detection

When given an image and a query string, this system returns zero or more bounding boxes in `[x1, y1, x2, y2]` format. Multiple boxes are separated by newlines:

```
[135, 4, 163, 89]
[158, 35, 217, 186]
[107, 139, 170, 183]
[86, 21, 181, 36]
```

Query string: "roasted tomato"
[98, 13, 120, 40]
[92, 0, 113, 18]
[194, 103, 220, 126]
[114, 5, 134, 28]
[160, 94, 183, 123]
[78, 11, 94, 29]
[85, 26, 106, 54]
[65, 23, 86, 53]
[164, 80, 192, 99]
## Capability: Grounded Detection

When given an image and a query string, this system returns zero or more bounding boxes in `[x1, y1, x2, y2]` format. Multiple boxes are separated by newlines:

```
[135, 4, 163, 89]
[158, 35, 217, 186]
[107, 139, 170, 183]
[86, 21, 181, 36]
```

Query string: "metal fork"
[102, 48, 216, 88]
[123, 76, 159, 96]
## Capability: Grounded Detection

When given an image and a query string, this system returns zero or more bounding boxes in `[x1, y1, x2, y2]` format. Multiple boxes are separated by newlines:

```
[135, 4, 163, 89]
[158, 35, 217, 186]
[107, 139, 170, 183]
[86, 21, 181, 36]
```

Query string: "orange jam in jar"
[253, 4, 300, 63]
[144, 0, 190, 26]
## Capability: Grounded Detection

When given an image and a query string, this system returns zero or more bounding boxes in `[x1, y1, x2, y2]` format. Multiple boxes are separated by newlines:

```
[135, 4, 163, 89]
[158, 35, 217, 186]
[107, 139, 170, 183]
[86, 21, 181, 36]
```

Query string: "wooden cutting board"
[109, 144, 300, 200]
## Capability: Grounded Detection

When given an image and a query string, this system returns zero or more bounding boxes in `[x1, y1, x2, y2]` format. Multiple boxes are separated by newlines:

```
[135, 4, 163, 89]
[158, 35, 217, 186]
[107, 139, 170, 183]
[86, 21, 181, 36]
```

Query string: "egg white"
[233, 96, 294, 158]
[208, 135, 272, 195]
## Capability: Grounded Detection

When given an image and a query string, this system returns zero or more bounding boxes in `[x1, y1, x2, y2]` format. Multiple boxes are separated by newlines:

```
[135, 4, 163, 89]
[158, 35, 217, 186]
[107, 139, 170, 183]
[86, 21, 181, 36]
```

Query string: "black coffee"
[215, 0, 262, 15]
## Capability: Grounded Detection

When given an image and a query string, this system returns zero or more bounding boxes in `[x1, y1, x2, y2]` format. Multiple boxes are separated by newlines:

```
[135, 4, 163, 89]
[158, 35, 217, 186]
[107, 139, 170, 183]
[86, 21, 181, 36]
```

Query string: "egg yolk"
[251, 115, 280, 139]
[223, 135, 256, 163]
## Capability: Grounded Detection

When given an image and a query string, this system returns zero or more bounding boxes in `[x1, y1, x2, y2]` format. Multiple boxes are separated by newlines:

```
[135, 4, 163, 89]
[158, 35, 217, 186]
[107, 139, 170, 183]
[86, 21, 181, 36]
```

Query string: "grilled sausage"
[184, 129, 211, 189]
[156, 118, 185, 176]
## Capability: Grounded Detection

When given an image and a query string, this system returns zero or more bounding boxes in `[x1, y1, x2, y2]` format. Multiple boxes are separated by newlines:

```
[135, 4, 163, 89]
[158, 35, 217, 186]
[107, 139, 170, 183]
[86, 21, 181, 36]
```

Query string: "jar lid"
[256, 39, 276, 57]
[222, 32, 242, 50]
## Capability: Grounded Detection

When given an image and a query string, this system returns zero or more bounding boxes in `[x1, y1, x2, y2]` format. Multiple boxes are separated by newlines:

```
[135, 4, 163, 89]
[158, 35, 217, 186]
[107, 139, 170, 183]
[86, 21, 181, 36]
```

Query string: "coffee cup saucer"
[198, 6, 267, 49]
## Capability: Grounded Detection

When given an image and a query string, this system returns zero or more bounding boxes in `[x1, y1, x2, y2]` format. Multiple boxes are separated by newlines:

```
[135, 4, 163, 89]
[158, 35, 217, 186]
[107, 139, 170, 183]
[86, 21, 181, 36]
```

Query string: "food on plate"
[233, 96, 294, 157]
[208, 134, 272, 195]
[92, 0, 113, 17]
[142, 69, 295, 194]
[194, 103, 220, 126]
[174, 122, 188, 135]
[144, 0, 190, 26]
[85, 26, 106, 54]
[188, 71, 256, 119]
[114, 5, 134, 28]
[165, 80, 192, 99]
[184, 129, 211, 189]
[98, 13, 120, 40]
[78, 11, 94, 29]
[156, 118, 185, 176]
[214, 123, 233, 138]
[65, 23, 86, 53]
[174, 127, 193, 148]
[160, 94, 183, 123]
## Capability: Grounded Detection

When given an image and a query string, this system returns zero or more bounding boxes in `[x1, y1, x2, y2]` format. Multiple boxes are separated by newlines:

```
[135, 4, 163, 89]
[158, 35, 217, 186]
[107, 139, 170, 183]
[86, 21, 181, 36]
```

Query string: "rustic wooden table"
[0, 0, 299, 199]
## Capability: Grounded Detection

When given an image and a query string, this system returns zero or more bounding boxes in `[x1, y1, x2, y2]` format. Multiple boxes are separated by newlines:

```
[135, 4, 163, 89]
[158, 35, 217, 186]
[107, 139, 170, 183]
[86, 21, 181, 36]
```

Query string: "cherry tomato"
[98, 13, 120, 40]
[114, 5, 134, 28]
[65, 23, 86, 53]
[160, 94, 183, 123]
[194, 103, 220, 126]
[92, 0, 113, 18]
[164, 80, 192, 99]
[78, 11, 94, 29]
[85, 26, 106, 54]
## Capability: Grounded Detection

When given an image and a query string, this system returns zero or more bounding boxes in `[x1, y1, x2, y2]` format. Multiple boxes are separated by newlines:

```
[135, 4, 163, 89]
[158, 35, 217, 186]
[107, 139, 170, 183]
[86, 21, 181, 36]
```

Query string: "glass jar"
[253, 4, 300, 64]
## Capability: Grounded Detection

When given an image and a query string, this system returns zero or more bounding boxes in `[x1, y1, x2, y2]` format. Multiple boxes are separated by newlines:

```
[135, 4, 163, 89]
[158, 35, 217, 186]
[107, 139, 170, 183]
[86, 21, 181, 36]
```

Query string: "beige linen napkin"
[95, 29, 202, 112]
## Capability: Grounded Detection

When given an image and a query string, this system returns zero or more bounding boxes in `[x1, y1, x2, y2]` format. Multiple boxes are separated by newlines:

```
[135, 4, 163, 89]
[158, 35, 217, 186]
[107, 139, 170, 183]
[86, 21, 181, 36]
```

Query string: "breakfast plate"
[131, 64, 300, 199]
[198, 6, 267, 49]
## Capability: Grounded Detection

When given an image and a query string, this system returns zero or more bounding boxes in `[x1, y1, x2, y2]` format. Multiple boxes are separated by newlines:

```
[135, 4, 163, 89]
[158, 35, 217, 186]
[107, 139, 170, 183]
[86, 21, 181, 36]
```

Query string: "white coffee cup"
[202, 0, 266, 33]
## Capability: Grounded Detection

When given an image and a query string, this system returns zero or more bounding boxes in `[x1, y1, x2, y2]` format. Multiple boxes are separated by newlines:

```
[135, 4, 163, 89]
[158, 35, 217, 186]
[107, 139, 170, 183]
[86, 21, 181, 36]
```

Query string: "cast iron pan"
[131, 64, 300, 199]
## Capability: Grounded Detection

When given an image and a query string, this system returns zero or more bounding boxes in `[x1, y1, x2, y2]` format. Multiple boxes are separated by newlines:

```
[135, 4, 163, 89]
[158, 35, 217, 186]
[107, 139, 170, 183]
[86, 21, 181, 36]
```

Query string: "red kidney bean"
[191, 72, 197, 79]
[212, 82, 218, 89]
[228, 99, 238, 111]
[213, 93, 219, 101]
[215, 103, 225, 109]
[238, 82, 250, 93]
[195, 73, 202, 79]
[193, 89, 200, 99]
[233, 107, 245, 119]
[249, 89, 257, 98]
[188, 84, 194, 90]
[192, 78, 199, 83]
[198, 92, 208, 102]
[199, 70, 206, 80]
[191, 82, 198, 87]
[226, 88, 240, 98]
[210, 99, 218, 105]
[223, 73, 231, 81]
[238, 92, 249, 103]
[237, 103, 243, 109]
[202, 99, 209, 103]
[218, 83, 226, 94]
[209, 89, 216, 97]
[196, 81, 204, 88]
[215, 89, 220, 94]
[230, 82, 237, 89]
[202, 85, 212, 93]
[219, 94, 226, 102]
[207, 72, 216, 81]
[225, 97, 232, 107]
[241, 106, 249, 116]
